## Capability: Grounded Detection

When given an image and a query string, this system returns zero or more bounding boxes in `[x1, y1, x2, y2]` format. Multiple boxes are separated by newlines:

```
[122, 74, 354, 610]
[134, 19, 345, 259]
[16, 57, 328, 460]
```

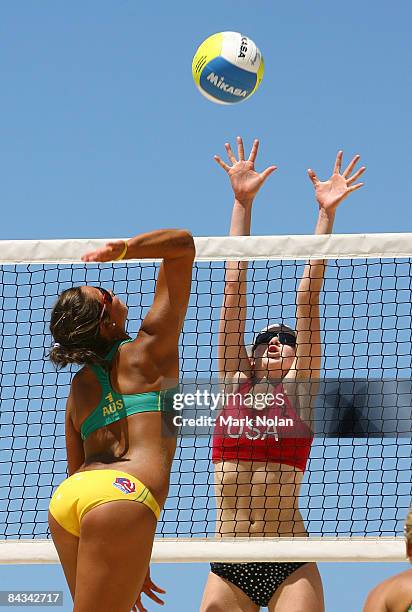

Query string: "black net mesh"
[0, 258, 411, 539]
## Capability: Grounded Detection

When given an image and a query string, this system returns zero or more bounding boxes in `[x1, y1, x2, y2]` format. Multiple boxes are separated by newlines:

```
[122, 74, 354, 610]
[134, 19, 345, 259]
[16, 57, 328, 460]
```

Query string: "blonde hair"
[405, 505, 412, 546]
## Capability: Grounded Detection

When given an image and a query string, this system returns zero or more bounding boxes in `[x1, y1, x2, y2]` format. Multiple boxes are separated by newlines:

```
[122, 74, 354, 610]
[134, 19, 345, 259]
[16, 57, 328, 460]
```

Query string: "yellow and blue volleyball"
[192, 32, 264, 105]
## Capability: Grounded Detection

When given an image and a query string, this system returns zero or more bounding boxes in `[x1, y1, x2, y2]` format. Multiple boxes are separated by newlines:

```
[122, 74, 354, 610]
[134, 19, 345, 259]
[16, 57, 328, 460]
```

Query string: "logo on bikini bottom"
[113, 477, 136, 494]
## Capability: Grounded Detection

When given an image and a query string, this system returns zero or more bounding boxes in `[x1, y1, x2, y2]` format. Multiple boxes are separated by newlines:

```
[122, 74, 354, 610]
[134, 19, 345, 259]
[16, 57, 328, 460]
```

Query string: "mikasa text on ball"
[192, 32, 264, 105]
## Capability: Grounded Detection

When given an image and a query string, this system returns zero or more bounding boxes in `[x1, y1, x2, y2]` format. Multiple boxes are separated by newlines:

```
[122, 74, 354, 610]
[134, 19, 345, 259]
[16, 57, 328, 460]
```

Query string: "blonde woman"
[201, 137, 365, 612]
[363, 506, 412, 612]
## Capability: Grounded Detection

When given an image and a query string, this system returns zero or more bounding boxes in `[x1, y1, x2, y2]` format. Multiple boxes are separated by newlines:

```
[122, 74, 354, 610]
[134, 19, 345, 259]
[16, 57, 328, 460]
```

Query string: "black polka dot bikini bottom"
[210, 561, 306, 608]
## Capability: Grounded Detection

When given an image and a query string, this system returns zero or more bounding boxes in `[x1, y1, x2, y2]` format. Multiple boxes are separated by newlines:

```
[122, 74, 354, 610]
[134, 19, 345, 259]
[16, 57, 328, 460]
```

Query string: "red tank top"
[212, 381, 313, 472]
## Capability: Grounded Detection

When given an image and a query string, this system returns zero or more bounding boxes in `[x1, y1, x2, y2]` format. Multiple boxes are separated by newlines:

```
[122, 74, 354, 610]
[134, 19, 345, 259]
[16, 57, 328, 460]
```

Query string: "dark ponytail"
[49, 287, 111, 369]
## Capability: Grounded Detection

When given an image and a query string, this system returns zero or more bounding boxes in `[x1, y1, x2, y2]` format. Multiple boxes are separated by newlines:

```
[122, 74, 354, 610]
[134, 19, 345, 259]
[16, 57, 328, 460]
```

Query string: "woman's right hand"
[82, 240, 128, 262]
[214, 136, 277, 205]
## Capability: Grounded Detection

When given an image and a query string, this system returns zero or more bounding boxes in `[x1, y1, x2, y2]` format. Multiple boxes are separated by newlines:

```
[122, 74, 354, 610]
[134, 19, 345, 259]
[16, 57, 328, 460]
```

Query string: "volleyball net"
[0, 233, 410, 563]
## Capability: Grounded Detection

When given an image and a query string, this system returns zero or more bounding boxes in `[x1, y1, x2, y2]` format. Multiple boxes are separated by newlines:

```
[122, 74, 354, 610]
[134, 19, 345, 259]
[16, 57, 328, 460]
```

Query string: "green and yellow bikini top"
[80, 339, 177, 440]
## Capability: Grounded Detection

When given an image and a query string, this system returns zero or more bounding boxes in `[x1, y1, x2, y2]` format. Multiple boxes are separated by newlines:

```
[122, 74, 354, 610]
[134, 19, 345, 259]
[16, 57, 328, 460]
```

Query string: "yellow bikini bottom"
[49, 469, 160, 537]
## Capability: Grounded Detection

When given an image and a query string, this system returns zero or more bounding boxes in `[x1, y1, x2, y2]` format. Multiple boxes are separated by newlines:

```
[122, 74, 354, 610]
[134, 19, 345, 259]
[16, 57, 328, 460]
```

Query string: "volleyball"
[192, 32, 264, 105]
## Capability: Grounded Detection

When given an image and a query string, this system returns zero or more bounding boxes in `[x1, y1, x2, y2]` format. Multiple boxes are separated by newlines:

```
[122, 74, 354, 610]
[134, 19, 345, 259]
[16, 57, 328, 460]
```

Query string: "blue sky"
[0, 2, 411, 611]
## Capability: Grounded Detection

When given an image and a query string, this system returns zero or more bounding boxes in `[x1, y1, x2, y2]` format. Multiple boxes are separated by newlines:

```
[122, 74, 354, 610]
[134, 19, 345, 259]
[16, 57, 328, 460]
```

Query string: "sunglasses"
[93, 287, 113, 322]
[253, 330, 297, 351]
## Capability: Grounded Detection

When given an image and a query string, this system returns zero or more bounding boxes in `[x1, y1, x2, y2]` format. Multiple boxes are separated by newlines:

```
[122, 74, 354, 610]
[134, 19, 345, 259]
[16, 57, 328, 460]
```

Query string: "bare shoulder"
[120, 333, 147, 358]
[385, 569, 412, 611]
[69, 366, 100, 413]
[118, 333, 168, 374]
[70, 366, 95, 391]
[364, 569, 412, 612]
[363, 578, 390, 612]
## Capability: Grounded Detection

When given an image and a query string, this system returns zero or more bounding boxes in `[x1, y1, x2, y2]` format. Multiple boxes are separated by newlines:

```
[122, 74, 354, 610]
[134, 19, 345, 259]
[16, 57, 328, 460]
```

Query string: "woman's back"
[48, 229, 195, 612]
[68, 335, 179, 504]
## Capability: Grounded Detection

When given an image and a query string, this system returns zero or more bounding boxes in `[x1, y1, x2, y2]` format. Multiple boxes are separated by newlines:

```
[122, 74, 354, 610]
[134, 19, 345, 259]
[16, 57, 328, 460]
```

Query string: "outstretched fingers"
[248, 138, 259, 163]
[145, 590, 165, 605]
[225, 142, 237, 164]
[346, 165, 366, 185]
[236, 136, 245, 161]
[347, 182, 365, 194]
[333, 150, 343, 174]
[342, 154, 361, 178]
[214, 154, 230, 173]
[134, 599, 147, 612]
[307, 168, 320, 186]
[216, 137, 276, 186]
[134, 576, 165, 611]
[260, 165, 277, 182]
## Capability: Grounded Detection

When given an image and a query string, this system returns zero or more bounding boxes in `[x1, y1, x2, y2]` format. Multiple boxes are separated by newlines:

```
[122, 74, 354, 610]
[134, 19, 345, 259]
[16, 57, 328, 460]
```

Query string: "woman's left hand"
[308, 151, 366, 213]
[133, 569, 165, 611]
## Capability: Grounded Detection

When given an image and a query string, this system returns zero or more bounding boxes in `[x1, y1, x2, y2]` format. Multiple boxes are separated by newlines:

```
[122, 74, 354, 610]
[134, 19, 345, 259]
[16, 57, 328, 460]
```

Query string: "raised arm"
[289, 151, 366, 380]
[138, 231, 194, 361]
[82, 229, 195, 364]
[214, 137, 277, 379]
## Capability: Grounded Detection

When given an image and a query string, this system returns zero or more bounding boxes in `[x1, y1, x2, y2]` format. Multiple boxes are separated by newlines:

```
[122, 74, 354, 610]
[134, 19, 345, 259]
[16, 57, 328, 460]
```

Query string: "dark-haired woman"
[48, 230, 194, 612]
